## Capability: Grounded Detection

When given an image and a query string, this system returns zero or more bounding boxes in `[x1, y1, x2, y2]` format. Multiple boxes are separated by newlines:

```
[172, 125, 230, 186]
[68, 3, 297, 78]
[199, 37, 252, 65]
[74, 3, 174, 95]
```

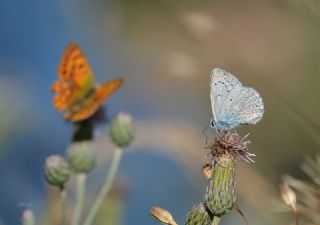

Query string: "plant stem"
[83, 147, 123, 225]
[60, 186, 68, 225]
[211, 216, 221, 225]
[72, 173, 86, 225]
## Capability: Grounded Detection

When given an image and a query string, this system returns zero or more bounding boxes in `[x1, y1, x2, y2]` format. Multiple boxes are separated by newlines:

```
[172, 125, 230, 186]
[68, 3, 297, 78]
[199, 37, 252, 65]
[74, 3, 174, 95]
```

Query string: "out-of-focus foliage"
[283, 156, 320, 225]
[40, 183, 125, 225]
[95, 192, 123, 225]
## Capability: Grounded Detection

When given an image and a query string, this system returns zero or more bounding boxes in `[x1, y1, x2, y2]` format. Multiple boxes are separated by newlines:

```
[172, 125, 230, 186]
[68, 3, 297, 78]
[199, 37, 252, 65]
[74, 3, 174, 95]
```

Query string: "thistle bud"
[150, 206, 178, 225]
[44, 155, 71, 187]
[204, 153, 236, 216]
[67, 141, 96, 173]
[109, 112, 134, 147]
[185, 203, 211, 225]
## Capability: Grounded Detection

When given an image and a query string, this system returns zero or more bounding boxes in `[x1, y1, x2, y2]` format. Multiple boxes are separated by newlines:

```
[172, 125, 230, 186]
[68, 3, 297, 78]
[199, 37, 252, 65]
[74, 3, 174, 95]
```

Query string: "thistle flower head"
[204, 153, 236, 216]
[67, 141, 96, 173]
[44, 155, 71, 187]
[206, 131, 254, 163]
[185, 202, 212, 225]
[109, 112, 134, 147]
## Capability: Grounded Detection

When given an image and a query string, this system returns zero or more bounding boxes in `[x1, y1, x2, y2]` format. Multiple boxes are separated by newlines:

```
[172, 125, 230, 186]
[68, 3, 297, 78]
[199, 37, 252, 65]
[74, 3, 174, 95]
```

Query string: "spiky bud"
[204, 153, 236, 216]
[44, 155, 71, 187]
[203, 132, 253, 216]
[67, 141, 96, 173]
[185, 203, 212, 225]
[150, 206, 178, 225]
[109, 112, 134, 147]
[206, 131, 253, 163]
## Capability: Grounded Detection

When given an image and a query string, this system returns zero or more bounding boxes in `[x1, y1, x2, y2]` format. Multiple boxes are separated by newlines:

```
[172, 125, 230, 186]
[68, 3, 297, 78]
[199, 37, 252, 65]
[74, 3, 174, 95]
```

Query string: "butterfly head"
[210, 118, 216, 128]
[210, 116, 239, 131]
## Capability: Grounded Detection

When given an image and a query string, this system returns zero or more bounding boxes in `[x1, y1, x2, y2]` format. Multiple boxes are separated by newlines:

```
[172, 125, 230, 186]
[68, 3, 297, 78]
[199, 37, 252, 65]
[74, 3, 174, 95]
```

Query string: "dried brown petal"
[279, 182, 297, 212]
[150, 206, 178, 225]
[202, 163, 212, 180]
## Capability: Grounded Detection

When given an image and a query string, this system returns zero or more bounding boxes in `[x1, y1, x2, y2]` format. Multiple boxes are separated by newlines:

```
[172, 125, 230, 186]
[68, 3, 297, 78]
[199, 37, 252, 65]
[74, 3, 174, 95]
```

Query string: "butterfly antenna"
[234, 203, 249, 225]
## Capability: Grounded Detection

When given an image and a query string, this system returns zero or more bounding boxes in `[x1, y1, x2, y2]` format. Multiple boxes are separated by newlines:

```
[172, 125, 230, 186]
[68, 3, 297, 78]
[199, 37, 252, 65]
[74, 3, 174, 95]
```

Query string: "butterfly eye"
[210, 119, 215, 127]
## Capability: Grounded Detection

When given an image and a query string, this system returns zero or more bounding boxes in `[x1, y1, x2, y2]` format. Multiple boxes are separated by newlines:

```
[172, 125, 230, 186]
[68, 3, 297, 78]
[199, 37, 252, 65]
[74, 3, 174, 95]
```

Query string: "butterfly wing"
[52, 43, 95, 111]
[220, 87, 264, 127]
[64, 78, 123, 122]
[210, 68, 242, 123]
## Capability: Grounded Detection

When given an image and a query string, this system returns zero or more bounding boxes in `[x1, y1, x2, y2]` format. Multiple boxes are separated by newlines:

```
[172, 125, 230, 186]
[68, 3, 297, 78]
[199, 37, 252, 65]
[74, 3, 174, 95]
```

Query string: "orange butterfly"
[52, 43, 123, 122]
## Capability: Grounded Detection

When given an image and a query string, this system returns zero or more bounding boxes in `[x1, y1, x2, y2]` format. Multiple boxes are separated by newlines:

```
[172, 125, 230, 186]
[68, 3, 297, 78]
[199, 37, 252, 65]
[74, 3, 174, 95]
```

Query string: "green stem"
[83, 147, 123, 225]
[72, 173, 86, 225]
[60, 187, 68, 225]
[211, 216, 221, 225]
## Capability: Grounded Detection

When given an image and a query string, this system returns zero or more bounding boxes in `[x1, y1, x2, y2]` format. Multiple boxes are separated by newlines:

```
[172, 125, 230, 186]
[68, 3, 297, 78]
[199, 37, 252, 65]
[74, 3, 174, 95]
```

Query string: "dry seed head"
[202, 163, 212, 180]
[150, 206, 178, 225]
[279, 182, 297, 212]
[206, 131, 254, 163]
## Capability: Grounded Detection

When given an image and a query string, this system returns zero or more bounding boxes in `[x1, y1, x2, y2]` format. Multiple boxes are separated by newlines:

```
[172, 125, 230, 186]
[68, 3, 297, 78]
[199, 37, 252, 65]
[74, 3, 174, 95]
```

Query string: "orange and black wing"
[52, 43, 95, 111]
[64, 78, 123, 122]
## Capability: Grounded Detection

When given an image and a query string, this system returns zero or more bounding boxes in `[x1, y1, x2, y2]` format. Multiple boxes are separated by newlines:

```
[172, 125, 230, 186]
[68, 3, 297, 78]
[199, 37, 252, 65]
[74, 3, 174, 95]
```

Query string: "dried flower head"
[150, 206, 178, 225]
[281, 155, 320, 225]
[202, 163, 212, 180]
[205, 131, 254, 163]
[279, 182, 297, 212]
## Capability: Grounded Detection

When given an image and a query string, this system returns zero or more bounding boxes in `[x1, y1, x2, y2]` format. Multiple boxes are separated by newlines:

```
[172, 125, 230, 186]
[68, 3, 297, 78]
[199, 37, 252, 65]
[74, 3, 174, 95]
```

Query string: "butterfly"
[52, 43, 123, 122]
[210, 68, 264, 131]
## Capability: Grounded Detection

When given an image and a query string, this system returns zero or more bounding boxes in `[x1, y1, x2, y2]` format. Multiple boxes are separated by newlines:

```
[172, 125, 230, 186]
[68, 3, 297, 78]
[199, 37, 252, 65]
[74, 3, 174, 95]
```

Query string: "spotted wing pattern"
[210, 68, 242, 121]
[210, 68, 264, 130]
[52, 43, 123, 122]
[52, 43, 94, 111]
[220, 87, 264, 125]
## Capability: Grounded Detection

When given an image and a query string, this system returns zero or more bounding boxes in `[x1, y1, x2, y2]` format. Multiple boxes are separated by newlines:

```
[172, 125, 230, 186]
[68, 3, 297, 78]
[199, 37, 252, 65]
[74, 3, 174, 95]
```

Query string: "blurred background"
[0, 0, 320, 224]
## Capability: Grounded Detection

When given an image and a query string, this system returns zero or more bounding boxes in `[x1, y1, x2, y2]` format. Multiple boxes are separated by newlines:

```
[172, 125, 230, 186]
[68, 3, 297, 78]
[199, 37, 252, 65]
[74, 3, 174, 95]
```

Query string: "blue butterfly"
[210, 68, 264, 131]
